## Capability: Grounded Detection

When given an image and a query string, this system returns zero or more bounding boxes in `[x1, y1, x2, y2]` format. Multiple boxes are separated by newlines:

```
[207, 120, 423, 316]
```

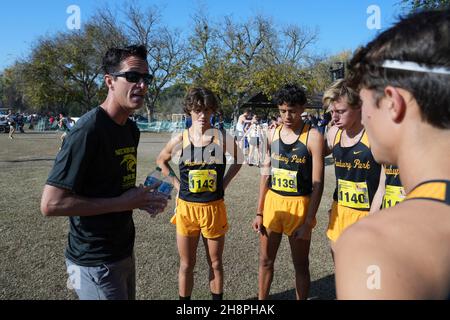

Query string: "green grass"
[0, 131, 336, 300]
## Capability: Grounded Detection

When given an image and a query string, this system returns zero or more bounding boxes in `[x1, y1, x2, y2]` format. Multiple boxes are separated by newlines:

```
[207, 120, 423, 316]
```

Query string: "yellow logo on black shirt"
[335, 159, 371, 171]
[271, 153, 306, 165]
[120, 154, 137, 173]
[385, 166, 400, 178]
[116, 147, 137, 189]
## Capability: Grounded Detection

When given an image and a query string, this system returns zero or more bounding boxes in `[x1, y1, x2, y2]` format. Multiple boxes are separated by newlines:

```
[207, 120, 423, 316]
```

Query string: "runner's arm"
[324, 125, 338, 157]
[252, 129, 273, 232]
[304, 128, 325, 226]
[156, 133, 183, 191]
[223, 132, 243, 190]
[369, 167, 386, 214]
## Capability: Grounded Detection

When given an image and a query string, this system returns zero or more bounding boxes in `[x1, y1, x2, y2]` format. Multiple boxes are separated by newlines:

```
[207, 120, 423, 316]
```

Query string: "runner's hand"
[252, 215, 265, 235]
[292, 223, 312, 241]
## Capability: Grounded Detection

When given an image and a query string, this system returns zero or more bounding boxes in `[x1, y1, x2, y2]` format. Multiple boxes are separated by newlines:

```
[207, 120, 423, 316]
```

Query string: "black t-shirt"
[46, 106, 140, 266]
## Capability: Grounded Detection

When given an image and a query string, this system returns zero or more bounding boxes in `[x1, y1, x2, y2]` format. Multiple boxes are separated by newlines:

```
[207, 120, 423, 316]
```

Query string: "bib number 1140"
[337, 179, 370, 209]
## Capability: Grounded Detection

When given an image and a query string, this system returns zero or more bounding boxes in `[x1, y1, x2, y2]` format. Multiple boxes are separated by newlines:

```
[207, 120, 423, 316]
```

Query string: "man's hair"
[273, 84, 307, 107]
[102, 45, 148, 74]
[347, 9, 450, 128]
[183, 87, 219, 115]
[323, 79, 362, 110]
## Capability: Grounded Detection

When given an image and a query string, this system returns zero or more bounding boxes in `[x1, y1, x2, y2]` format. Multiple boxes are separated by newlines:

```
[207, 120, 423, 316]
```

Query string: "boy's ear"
[384, 86, 407, 123]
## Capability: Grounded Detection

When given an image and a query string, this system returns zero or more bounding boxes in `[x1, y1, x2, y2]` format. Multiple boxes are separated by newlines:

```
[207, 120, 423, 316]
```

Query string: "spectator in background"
[268, 116, 278, 130]
[58, 113, 70, 143]
[185, 115, 192, 129]
[244, 114, 263, 166]
[317, 112, 331, 135]
[301, 112, 309, 125]
[309, 114, 318, 128]
[235, 109, 253, 162]
[215, 111, 225, 131]
[7, 109, 15, 140]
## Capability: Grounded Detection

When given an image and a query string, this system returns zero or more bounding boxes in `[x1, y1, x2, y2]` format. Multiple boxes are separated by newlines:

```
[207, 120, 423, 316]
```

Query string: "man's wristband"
[256, 213, 263, 217]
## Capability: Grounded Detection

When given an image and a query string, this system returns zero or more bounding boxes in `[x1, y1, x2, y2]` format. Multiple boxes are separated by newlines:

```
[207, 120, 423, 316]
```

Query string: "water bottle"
[144, 167, 163, 188]
[157, 172, 175, 199]
[144, 167, 174, 198]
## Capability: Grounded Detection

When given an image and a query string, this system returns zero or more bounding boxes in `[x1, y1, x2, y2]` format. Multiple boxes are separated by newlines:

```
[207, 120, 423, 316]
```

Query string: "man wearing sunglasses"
[40, 45, 168, 300]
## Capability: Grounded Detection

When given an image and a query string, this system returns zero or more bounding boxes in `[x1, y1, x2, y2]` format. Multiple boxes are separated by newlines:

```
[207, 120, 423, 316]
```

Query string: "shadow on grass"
[247, 274, 336, 300]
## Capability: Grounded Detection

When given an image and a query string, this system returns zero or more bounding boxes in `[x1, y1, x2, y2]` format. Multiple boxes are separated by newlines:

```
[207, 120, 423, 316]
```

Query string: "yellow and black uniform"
[405, 180, 450, 205]
[263, 124, 314, 236]
[382, 165, 406, 209]
[327, 129, 381, 242]
[171, 129, 228, 238]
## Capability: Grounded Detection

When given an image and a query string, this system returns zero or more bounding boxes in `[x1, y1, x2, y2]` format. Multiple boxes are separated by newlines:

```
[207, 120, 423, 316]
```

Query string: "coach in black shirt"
[40, 45, 168, 300]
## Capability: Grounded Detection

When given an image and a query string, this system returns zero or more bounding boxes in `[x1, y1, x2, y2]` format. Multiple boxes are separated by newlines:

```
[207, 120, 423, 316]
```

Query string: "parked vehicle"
[0, 115, 9, 133]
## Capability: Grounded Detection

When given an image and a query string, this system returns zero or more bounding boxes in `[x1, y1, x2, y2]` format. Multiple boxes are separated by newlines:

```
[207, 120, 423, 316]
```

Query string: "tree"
[402, 0, 450, 10]
[93, 3, 191, 121]
[21, 29, 104, 115]
[0, 63, 29, 111]
[187, 13, 318, 121]
[156, 83, 187, 115]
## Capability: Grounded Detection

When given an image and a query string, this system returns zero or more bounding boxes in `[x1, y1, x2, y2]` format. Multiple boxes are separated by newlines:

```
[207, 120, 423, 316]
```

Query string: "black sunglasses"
[110, 71, 152, 85]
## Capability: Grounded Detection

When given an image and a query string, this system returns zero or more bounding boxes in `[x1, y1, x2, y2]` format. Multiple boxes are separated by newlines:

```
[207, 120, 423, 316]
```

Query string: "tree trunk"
[233, 96, 244, 123]
[145, 96, 154, 123]
[146, 106, 151, 124]
[233, 104, 240, 123]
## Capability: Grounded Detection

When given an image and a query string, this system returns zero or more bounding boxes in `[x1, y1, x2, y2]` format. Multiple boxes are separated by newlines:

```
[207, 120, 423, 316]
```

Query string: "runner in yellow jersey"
[381, 165, 406, 209]
[323, 79, 384, 252]
[335, 9, 450, 299]
[157, 87, 242, 300]
[252, 84, 324, 300]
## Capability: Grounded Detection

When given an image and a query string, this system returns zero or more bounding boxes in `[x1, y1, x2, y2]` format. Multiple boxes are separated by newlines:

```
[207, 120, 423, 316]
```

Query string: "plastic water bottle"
[144, 167, 163, 188]
[144, 167, 174, 199]
[157, 172, 175, 199]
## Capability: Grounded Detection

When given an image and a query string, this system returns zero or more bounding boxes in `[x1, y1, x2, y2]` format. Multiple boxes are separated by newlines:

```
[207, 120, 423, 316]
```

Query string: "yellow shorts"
[262, 189, 314, 236]
[171, 198, 228, 239]
[326, 201, 369, 242]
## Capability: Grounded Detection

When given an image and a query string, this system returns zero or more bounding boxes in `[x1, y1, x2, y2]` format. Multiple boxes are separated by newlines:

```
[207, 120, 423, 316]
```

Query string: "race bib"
[188, 169, 217, 193]
[337, 179, 370, 209]
[271, 168, 298, 193]
[382, 185, 406, 208]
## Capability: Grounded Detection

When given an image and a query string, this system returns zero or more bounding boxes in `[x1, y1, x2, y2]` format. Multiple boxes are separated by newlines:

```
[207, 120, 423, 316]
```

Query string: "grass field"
[0, 131, 337, 300]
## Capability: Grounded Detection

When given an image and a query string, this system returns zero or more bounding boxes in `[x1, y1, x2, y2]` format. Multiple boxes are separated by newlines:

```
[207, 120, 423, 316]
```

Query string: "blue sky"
[0, 0, 406, 71]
